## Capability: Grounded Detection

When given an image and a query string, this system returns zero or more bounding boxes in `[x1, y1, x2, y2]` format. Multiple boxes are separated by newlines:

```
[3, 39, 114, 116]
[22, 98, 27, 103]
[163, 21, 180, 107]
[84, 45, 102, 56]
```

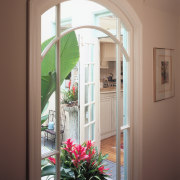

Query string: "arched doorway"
[27, 0, 142, 179]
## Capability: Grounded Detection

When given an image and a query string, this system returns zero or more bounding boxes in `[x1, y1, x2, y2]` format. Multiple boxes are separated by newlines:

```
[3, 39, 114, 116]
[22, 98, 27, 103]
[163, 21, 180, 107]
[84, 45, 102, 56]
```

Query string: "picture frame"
[153, 48, 175, 102]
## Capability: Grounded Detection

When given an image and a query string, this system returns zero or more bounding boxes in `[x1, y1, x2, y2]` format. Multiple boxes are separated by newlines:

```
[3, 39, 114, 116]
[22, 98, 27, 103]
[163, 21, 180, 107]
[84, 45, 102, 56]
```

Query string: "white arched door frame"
[41, 24, 129, 180]
[28, 0, 143, 180]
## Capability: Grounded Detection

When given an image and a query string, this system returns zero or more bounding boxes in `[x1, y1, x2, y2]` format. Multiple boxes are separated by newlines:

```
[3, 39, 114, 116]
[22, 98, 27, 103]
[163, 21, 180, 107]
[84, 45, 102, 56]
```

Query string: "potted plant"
[41, 139, 110, 180]
[62, 82, 79, 143]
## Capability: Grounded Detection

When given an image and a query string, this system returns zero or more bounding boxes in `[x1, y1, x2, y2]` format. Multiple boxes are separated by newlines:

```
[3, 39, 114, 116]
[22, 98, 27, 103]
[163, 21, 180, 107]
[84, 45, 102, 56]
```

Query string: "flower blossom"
[48, 157, 56, 165]
[72, 86, 75, 96]
[86, 148, 95, 163]
[63, 138, 74, 157]
[98, 165, 109, 174]
[86, 140, 94, 151]
[72, 144, 89, 167]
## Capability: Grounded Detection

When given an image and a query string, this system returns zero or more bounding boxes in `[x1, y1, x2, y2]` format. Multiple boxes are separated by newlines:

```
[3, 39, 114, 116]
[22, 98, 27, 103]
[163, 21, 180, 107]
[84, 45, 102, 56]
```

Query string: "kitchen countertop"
[100, 87, 123, 94]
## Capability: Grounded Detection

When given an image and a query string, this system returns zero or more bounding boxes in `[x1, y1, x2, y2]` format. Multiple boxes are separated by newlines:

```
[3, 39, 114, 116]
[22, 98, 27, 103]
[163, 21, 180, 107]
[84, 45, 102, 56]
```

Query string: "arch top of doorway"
[30, 0, 142, 32]
[41, 25, 130, 61]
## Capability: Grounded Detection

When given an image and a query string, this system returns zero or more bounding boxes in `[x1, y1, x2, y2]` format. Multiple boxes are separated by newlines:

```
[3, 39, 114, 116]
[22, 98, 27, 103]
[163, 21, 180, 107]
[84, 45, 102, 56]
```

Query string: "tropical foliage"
[41, 139, 110, 180]
[41, 31, 80, 112]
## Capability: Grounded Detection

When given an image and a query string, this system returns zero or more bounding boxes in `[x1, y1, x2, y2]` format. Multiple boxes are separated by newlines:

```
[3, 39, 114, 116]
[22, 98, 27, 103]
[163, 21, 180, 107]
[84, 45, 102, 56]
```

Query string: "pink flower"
[98, 165, 109, 174]
[72, 144, 89, 167]
[72, 86, 75, 96]
[68, 80, 71, 90]
[86, 140, 94, 151]
[63, 138, 74, 156]
[86, 148, 95, 163]
[48, 157, 56, 165]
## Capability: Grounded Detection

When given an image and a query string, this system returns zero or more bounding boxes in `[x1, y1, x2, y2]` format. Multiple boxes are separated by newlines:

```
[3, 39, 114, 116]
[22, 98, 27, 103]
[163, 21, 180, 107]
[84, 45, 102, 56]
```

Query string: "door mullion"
[55, 4, 61, 179]
[116, 17, 122, 180]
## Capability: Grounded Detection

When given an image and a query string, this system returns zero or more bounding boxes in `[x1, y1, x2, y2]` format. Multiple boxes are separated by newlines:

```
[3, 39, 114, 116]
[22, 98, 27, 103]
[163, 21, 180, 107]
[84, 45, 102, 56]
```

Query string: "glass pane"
[85, 126, 89, 141]
[91, 84, 94, 102]
[85, 85, 89, 104]
[95, 13, 117, 37]
[90, 44, 94, 62]
[121, 24, 129, 52]
[41, 44, 57, 179]
[91, 64, 94, 82]
[85, 65, 89, 83]
[123, 57, 128, 126]
[85, 106, 89, 124]
[91, 104, 95, 122]
[41, 6, 56, 48]
[91, 124, 95, 141]
[123, 130, 128, 180]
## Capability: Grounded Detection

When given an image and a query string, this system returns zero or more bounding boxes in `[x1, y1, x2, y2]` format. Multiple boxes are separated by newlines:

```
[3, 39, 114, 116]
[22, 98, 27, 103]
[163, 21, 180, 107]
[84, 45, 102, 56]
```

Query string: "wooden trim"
[41, 150, 59, 159]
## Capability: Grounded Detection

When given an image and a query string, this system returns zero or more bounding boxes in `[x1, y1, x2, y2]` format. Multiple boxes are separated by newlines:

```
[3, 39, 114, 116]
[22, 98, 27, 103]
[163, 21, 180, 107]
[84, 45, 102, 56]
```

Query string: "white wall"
[126, 0, 179, 179]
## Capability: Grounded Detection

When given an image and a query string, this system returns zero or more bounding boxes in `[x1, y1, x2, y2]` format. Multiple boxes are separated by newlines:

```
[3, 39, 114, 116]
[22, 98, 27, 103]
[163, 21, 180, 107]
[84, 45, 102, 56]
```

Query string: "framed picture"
[153, 48, 175, 102]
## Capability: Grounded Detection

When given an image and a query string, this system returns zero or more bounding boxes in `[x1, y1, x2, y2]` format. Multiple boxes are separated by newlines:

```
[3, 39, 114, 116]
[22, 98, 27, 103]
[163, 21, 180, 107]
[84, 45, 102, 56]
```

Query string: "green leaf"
[41, 72, 56, 112]
[60, 167, 75, 179]
[41, 165, 56, 177]
[41, 114, 48, 125]
[90, 176, 101, 180]
[41, 159, 49, 167]
[41, 31, 79, 112]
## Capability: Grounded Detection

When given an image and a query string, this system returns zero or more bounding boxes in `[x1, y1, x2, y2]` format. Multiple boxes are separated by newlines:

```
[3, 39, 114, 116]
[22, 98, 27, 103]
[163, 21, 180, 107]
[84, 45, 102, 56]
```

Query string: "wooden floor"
[100, 135, 124, 165]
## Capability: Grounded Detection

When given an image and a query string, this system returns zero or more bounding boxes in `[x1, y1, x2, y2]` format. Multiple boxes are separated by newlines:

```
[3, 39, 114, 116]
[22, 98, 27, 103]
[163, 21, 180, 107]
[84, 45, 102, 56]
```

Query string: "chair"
[44, 109, 66, 148]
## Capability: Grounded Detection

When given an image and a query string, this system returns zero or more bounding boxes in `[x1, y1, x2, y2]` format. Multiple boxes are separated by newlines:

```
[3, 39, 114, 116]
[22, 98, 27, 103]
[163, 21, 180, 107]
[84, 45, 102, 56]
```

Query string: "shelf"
[100, 66, 109, 69]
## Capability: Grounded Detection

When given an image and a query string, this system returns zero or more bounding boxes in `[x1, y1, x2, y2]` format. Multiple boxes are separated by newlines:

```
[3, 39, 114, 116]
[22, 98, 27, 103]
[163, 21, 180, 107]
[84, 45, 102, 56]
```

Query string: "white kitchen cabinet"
[100, 42, 116, 62]
[100, 97, 112, 135]
[100, 91, 123, 140]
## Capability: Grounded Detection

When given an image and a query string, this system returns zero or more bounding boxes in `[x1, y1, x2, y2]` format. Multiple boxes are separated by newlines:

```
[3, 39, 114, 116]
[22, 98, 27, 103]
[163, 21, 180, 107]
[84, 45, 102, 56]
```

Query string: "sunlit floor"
[101, 135, 124, 165]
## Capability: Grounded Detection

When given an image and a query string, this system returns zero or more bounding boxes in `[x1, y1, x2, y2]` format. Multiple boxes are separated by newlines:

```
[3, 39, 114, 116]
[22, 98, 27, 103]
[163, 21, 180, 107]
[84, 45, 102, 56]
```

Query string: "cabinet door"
[112, 93, 123, 133]
[100, 97, 111, 135]
[100, 42, 116, 61]
[111, 96, 116, 133]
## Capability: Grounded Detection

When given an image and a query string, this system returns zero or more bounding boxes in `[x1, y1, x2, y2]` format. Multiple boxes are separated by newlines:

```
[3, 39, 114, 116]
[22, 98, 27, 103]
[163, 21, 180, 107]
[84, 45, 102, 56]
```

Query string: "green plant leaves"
[41, 165, 56, 177]
[41, 31, 80, 112]
[41, 114, 48, 131]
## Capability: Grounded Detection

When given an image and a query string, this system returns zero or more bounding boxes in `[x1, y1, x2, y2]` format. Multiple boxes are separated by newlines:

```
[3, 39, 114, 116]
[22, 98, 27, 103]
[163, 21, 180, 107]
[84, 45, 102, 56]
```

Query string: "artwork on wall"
[153, 48, 175, 102]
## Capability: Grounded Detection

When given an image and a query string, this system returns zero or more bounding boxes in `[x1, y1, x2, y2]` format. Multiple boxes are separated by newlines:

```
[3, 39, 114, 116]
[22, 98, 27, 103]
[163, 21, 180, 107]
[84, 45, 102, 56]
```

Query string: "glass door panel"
[121, 24, 129, 180]
[79, 35, 100, 150]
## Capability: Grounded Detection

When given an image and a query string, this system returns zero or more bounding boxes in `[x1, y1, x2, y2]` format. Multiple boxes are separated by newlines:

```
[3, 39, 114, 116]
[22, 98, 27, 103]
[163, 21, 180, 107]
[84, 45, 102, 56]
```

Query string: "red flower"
[98, 165, 109, 174]
[48, 157, 56, 165]
[72, 86, 75, 96]
[68, 80, 71, 90]
[86, 148, 95, 163]
[72, 144, 89, 167]
[63, 138, 74, 157]
[86, 140, 94, 151]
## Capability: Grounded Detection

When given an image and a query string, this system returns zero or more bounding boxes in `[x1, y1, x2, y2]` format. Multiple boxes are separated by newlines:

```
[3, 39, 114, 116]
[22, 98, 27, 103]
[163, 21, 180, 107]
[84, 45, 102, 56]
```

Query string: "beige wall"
[0, 0, 26, 179]
[0, 0, 180, 179]
[126, 0, 179, 179]
[177, 16, 180, 179]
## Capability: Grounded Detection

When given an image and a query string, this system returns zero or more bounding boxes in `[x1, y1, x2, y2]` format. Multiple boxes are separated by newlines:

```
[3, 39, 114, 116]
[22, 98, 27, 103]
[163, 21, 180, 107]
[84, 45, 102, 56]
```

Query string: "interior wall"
[0, 0, 26, 179]
[177, 15, 180, 180]
[126, 0, 179, 179]
[0, 0, 180, 179]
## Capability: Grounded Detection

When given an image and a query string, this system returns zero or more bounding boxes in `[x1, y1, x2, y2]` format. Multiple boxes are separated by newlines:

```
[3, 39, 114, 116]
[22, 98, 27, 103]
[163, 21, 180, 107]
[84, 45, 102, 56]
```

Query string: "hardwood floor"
[100, 135, 124, 165]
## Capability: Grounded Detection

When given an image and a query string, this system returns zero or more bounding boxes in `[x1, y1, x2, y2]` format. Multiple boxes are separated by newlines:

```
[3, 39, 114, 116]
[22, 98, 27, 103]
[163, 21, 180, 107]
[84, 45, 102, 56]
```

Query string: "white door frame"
[28, 0, 143, 180]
